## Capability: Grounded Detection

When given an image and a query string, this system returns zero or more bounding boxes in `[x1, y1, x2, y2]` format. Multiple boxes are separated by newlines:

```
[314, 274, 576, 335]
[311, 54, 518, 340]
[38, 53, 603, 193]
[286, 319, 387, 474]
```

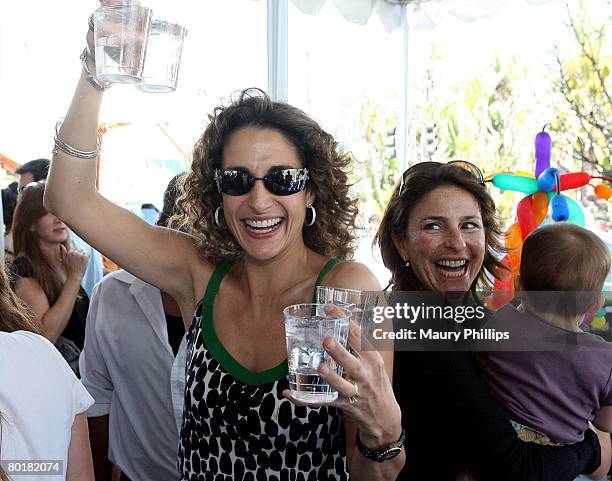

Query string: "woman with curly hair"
[45, 28, 403, 481]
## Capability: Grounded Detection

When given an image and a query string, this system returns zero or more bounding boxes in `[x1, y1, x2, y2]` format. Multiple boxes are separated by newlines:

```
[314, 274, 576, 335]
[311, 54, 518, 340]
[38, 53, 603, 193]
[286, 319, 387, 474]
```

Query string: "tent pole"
[399, 4, 410, 174]
[267, 0, 289, 102]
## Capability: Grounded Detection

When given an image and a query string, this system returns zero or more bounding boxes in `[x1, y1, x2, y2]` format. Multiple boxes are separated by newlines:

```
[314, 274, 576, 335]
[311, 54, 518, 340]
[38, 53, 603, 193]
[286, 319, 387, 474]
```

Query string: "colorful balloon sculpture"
[489, 128, 612, 309]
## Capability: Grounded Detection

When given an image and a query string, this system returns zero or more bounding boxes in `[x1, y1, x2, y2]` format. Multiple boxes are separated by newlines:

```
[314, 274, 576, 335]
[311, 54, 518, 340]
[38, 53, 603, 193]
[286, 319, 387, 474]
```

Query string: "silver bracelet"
[80, 48, 111, 92]
[53, 120, 102, 159]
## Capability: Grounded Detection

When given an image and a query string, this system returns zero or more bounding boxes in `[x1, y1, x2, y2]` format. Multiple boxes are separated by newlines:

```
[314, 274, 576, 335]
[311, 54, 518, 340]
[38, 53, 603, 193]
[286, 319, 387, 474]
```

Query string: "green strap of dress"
[200, 257, 344, 385]
[311, 257, 343, 303]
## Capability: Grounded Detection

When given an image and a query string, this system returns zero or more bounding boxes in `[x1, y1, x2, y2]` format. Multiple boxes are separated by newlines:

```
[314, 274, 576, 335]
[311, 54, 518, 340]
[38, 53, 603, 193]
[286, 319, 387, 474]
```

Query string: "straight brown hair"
[11, 181, 70, 304]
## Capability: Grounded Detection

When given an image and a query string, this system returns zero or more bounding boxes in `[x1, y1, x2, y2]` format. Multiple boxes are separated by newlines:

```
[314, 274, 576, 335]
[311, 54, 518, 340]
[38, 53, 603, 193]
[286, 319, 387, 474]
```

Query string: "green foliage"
[353, 0, 610, 227]
[550, 0, 611, 174]
[353, 95, 399, 218]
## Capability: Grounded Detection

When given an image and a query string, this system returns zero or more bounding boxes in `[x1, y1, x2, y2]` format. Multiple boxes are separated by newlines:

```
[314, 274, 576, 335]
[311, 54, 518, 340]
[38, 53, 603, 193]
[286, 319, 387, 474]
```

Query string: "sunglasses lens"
[218, 170, 252, 196]
[266, 169, 308, 196]
[448, 161, 484, 183]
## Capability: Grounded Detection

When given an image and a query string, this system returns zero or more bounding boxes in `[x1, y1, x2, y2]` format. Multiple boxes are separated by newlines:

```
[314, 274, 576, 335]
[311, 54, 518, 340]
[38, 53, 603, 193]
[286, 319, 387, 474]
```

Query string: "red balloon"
[559, 172, 591, 191]
[517, 195, 538, 240]
[491, 259, 514, 309]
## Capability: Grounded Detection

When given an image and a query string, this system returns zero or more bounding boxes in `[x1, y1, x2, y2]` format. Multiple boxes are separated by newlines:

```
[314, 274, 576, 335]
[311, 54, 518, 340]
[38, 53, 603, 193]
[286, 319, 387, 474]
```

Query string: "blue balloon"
[546, 193, 586, 226]
[551, 195, 569, 222]
[537, 168, 560, 193]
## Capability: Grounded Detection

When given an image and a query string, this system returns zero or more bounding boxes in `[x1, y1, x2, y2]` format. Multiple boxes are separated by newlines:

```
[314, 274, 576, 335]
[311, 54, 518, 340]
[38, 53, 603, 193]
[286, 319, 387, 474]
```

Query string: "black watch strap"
[356, 428, 405, 463]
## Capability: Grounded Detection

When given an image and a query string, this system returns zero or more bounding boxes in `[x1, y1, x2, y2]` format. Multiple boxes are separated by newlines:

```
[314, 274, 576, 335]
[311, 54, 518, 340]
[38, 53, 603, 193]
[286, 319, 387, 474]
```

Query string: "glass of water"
[316, 286, 380, 327]
[137, 19, 187, 93]
[284, 303, 351, 404]
[94, 3, 152, 83]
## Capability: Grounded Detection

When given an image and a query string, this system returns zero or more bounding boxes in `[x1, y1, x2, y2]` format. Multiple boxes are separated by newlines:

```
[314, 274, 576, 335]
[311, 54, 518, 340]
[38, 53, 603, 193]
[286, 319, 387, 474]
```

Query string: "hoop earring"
[305, 204, 316, 227]
[214, 206, 223, 227]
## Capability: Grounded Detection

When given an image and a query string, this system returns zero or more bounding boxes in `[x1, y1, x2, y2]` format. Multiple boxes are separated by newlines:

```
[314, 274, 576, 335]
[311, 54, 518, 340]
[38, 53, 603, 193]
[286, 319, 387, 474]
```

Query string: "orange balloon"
[504, 222, 523, 251]
[507, 251, 521, 274]
[595, 184, 612, 200]
[531, 191, 549, 225]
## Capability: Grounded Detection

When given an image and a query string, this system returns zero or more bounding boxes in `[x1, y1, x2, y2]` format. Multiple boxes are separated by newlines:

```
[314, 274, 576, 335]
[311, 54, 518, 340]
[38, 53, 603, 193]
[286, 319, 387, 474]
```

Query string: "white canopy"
[258, 0, 554, 32]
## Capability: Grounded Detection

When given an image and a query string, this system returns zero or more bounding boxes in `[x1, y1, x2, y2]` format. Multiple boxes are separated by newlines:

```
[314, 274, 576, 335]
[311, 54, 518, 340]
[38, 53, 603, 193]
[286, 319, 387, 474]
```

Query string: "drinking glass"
[284, 303, 351, 404]
[94, 4, 152, 83]
[137, 19, 187, 92]
[316, 286, 380, 327]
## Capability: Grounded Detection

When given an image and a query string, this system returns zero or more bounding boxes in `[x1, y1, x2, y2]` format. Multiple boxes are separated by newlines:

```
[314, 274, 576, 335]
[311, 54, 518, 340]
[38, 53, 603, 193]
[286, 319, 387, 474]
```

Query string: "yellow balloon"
[591, 316, 607, 331]
[515, 171, 536, 178]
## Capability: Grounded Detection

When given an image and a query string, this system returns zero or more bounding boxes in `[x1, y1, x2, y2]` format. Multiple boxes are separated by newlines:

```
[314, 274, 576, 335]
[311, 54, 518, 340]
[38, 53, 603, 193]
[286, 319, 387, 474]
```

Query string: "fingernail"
[319, 364, 329, 375]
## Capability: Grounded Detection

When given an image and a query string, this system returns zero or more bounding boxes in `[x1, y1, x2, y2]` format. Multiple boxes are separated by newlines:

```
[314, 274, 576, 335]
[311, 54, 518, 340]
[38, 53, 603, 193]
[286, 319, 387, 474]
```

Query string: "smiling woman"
[375, 161, 609, 480]
[44, 38, 404, 479]
[174, 88, 359, 264]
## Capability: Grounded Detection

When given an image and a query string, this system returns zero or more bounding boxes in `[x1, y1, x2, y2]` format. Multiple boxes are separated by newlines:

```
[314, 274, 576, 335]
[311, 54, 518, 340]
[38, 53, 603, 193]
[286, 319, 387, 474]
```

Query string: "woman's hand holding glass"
[283, 316, 402, 446]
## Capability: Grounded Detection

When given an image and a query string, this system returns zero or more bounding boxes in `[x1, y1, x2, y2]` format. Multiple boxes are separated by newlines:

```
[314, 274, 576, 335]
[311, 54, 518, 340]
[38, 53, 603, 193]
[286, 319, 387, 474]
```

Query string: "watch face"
[378, 447, 402, 462]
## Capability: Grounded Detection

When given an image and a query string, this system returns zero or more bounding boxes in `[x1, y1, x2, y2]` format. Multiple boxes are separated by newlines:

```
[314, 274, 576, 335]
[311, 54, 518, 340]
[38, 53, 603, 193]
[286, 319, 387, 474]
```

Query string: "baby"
[481, 223, 612, 449]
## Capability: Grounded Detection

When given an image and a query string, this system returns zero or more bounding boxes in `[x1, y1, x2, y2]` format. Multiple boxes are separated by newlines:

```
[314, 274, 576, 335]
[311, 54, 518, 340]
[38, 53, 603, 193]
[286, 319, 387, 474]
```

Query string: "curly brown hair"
[375, 163, 507, 292]
[173, 88, 358, 262]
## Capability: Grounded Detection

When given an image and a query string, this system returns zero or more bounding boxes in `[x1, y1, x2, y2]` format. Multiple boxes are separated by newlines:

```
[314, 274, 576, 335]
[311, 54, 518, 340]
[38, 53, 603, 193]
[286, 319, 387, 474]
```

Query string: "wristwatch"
[356, 428, 405, 463]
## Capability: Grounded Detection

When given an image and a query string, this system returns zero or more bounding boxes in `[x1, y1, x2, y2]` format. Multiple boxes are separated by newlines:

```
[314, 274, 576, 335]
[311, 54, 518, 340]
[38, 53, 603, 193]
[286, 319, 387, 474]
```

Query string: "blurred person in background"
[80, 175, 186, 481]
[2, 181, 18, 261]
[11, 158, 103, 297]
[10, 181, 90, 375]
[3, 159, 51, 262]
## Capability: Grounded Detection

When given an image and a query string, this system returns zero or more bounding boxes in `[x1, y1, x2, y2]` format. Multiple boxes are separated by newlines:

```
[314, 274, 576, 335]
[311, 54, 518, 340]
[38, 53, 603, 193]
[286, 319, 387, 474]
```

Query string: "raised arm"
[44, 31, 202, 307]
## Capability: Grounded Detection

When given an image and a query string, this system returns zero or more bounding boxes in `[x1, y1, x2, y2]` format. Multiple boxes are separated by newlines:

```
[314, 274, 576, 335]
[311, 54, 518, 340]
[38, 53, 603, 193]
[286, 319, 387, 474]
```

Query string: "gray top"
[481, 304, 612, 444]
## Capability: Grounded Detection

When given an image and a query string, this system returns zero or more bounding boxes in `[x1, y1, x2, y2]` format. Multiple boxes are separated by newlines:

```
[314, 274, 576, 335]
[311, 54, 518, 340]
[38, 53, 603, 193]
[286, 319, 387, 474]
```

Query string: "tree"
[551, 0, 611, 174]
[416, 46, 537, 221]
[548, 0, 611, 227]
[354, 96, 399, 218]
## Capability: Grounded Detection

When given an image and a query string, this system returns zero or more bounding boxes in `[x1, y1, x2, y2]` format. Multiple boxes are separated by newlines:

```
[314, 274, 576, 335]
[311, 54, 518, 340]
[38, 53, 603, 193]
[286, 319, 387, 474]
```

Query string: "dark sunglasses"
[399, 160, 485, 193]
[214, 168, 309, 196]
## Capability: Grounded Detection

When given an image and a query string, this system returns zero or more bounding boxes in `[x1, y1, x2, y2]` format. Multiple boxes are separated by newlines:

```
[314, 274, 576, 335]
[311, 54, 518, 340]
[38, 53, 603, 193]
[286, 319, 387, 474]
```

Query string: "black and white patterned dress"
[178, 259, 350, 481]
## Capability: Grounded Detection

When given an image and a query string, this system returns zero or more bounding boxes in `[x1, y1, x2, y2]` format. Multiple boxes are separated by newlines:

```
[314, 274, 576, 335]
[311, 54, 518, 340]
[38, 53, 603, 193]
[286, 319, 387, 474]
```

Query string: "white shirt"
[79, 270, 184, 481]
[0, 331, 94, 481]
[170, 335, 187, 434]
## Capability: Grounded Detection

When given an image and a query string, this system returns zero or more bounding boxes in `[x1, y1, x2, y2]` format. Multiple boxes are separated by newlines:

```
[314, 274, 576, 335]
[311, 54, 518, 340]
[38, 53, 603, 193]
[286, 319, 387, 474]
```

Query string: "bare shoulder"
[323, 260, 381, 291]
